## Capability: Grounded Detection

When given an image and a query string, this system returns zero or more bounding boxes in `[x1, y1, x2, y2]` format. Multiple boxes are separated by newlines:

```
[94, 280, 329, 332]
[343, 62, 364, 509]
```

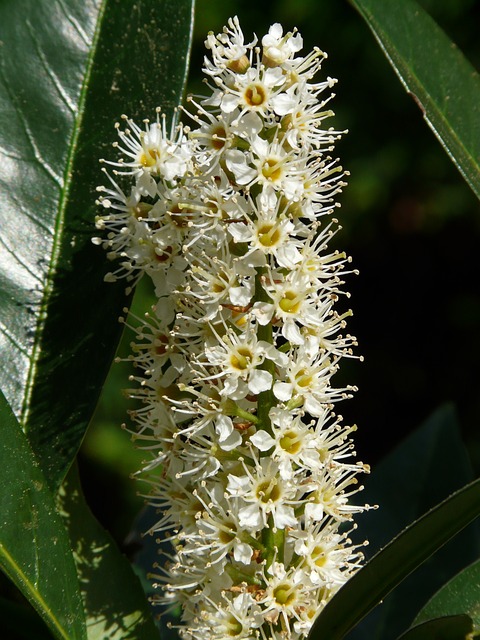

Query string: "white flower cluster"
[94, 17, 369, 640]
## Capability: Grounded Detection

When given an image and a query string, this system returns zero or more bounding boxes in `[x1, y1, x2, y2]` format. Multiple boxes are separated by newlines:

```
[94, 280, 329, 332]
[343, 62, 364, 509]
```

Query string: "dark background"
[81, 0, 480, 545]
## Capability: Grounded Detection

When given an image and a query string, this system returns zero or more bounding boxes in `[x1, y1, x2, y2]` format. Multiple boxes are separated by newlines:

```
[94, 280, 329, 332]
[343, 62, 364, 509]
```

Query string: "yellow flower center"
[279, 430, 301, 454]
[218, 521, 237, 544]
[139, 147, 159, 167]
[256, 477, 281, 503]
[312, 545, 328, 567]
[273, 584, 295, 606]
[230, 346, 253, 370]
[279, 290, 301, 313]
[211, 124, 227, 150]
[225, 615, 243, 636]
[295, 368, 313, 388]
[257, 223, 281, 247]
[262, 158, 283, 182]
[244, 83, 267, 107]
[211, 270, 230, 294]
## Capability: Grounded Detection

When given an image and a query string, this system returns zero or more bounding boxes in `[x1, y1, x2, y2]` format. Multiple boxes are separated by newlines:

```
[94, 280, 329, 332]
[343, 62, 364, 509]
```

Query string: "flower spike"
[95, 16, 370, 640]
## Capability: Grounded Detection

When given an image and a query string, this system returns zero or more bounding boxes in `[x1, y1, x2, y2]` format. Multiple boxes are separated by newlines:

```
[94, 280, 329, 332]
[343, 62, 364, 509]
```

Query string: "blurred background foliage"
[81, 0, 480, 546]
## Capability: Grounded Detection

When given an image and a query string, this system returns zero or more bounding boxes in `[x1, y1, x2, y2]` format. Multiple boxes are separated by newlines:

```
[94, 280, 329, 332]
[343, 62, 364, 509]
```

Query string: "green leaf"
[397, 615, 473, 640]
[356, 405, 475, 552]
[348, 405, 479, 639]
[0, 390, 86, 640]
[0, 0, 195, 489]
[58, 464, 158, 640]
[415, 558, 480, 629]
[349, 0, 480, 200]
[308, 477, 480, 640]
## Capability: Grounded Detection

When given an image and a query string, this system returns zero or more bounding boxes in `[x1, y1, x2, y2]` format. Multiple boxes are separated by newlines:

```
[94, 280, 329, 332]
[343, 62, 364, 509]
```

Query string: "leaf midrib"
[363, 4, 480, 197]
[20, 0, 108, 439]
[0, 543, 73, 640]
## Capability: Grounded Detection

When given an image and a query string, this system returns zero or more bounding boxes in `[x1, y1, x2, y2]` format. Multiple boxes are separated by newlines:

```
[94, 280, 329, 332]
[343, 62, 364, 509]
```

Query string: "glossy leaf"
[415, 558, 480, 629]
[347, 405, 479, 639]
[308, 477, 480, 640]
[0, 390, 86, 640]
[0, 0, 195, 489]
[349, 0, 480, 200]
[58, 464, 158, 640]
[397, 615, 473, 640]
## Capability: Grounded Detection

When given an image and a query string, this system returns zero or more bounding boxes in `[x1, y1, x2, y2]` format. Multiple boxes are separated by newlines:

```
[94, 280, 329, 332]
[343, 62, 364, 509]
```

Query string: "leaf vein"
[26, 19, 78, 116]
[56, 0, 92, 48]
[0, 320, 30, 357]
[0, 234, 45, 284]
[0, 542, 71, 640]
[0, 187, 53, 236]
[0, 65, 63, 187]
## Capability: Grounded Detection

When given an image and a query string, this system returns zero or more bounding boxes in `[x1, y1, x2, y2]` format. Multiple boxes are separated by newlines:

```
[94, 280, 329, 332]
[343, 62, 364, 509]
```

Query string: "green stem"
[253, 270, 285, 565]
[225, 563, 263, 586]
[255, 269, 275, 435]
[223, 399, 259, 424]
[261, 515, 285, 567]
[257, 322, 275, 435]
[216, 448, 254, 465]
[242, 532, 265, 550]
[286, 396, 304, 411]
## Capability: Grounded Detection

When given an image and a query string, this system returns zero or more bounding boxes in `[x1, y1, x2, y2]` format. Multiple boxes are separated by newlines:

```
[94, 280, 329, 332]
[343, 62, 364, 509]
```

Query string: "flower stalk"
[94, 16, 370, 640]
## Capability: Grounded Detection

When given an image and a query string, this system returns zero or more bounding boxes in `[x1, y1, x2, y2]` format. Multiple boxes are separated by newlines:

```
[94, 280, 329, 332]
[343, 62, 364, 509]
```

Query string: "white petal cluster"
[94, 16, 370, 640]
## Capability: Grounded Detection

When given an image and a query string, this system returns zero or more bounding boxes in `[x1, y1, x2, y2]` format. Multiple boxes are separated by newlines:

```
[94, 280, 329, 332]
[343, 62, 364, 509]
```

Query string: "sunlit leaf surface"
[58, 465, 158, 639]
[0, 0, 194, 489]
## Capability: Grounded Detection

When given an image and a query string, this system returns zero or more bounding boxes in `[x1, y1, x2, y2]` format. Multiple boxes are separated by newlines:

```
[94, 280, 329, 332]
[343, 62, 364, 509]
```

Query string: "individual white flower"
[304, 461, 368, 522]
[186, 249, 255, 316]
[104, 110, 192, 180]
[192, 483, 254, 566]
[272, 344, 351, 415]
[228, 190, 302, 270]
[217, 65, 296, 119]
[279, 86, 343, 152]
[204, 16, 255, 76]
[250, 407, 323, 479]
[292, 521, 364, 587]
[260, 562, 319, 634]
[261, 23, 303, 67]
[198, 324, 285, 398]
[201, 592, 264, 640]
[185, 105, 262, 174]
[253, 270, 316, 344]
[226, 135, 306, 199]
[226, 458, 299, 531]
